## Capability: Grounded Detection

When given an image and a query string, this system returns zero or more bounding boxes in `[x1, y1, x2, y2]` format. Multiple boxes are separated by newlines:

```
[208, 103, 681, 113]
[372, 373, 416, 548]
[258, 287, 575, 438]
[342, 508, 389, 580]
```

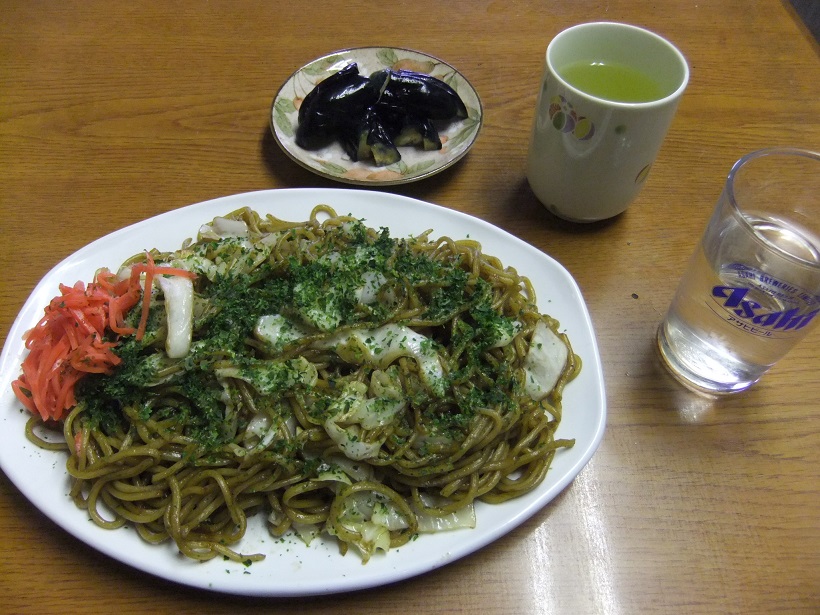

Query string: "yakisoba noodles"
[17, 205, 580, 564]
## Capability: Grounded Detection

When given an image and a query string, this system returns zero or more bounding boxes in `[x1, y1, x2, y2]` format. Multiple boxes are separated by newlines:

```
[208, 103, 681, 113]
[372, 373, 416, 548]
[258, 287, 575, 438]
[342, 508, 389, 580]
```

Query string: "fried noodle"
[22, 205, 580, 564]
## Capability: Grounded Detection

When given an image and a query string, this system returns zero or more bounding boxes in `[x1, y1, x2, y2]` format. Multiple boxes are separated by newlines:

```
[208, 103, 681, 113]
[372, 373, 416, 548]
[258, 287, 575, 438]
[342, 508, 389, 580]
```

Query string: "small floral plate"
[270, 47, 482, 186]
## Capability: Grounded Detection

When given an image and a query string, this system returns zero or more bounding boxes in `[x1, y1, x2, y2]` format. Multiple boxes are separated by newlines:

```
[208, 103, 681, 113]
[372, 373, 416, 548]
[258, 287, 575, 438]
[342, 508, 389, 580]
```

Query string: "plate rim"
[269, 47, 484, 186]
[0, 188, 605, 596]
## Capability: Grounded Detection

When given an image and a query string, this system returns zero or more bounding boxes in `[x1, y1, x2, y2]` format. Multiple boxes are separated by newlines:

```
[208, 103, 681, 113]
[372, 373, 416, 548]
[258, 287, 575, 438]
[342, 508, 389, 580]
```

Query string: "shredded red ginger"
[11, 253, 196, 423]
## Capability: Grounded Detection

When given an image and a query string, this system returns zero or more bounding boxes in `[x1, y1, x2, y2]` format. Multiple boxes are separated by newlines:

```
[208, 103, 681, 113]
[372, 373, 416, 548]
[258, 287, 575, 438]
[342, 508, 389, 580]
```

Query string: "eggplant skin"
[374, 69, 468, 122]
[296, 63, 380, 149]
[295, 64, 468, 165]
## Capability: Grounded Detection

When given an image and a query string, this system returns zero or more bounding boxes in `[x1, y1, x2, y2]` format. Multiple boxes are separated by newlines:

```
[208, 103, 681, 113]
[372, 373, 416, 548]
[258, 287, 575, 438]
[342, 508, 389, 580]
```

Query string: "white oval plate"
[270, 47, 483, 185]
[0, 189, 605, 597]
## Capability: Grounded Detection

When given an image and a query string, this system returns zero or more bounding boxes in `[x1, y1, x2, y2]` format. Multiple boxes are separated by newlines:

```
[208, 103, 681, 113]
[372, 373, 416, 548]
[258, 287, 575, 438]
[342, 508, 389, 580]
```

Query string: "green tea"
[559, 60, 665, 103]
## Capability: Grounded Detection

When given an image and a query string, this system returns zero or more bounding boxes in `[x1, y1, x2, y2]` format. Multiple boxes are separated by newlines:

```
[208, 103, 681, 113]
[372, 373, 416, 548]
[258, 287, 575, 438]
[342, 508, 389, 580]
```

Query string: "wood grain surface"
[1, 1, 818, 613]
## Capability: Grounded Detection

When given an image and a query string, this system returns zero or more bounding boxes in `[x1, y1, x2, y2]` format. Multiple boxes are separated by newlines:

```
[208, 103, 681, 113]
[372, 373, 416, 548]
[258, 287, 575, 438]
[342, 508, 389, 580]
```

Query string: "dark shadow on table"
[789, 0, 820, 41]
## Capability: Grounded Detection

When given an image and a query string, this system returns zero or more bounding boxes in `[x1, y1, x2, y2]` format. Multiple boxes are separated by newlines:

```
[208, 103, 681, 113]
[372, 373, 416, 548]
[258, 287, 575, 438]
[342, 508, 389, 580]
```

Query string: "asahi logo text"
[712, 286, 818, 333]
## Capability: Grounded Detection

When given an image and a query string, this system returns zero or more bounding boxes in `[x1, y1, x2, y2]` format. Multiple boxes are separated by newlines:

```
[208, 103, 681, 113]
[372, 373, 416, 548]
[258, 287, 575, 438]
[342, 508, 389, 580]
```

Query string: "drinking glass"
[657, 148, 820, 394]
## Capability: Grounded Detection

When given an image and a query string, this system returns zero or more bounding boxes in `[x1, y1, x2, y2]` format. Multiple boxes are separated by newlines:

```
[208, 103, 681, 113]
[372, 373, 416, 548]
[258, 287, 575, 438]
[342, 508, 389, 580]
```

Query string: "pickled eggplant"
[340, 109, 401, 166]
[362, 113, 401, 166]
[372, 69, 468, 122]
[393, 116, 441, 151]
[295, 64, 469, 165]
[296, 63, 380, 149]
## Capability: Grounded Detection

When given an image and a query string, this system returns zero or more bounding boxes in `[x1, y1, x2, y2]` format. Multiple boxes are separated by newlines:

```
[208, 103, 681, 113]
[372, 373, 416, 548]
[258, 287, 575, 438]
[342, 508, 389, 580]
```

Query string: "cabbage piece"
[416, 503, 476, 532]
[324, 380, 406, 461]
[254, 314, 312, 353]
[245, 413, 271, 440]
[292, 522, 322, 546]
[318, 454, 375, 483]
[355, 271, 387, 305]
[168, 254, 219, 281]
[257, 230, 285, 247]
[291, 251, 348, 332]
[214, 356, 317, 395]
[316, 462, 353, 487]
[292, 244, 393, 331]
[156, 275, 194, 359]
[414, 492, 477, 532]
[368, 365, 403, 399]
[187, 235, 267, 279]
[293, 279, 345, 331]
[267, 507, 285, 528]
[325, 490, 395, 560]
[488, 319, 524, 349]
[315, 324, 446, 397]
[326, 518, 391, 561]
[410, 430, 457, 455]
[218, 238, 271, 277]
[416, 507, 476, 532]
[523, 320, 569, 401]
[238, 411, 296, 453]
[371, 500, 413, 531]
[199, 216, 249, 238]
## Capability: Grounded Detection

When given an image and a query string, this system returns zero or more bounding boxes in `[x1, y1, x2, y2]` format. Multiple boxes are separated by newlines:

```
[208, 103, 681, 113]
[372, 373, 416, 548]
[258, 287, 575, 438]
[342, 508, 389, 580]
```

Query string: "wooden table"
[1, 2, 818, 613]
